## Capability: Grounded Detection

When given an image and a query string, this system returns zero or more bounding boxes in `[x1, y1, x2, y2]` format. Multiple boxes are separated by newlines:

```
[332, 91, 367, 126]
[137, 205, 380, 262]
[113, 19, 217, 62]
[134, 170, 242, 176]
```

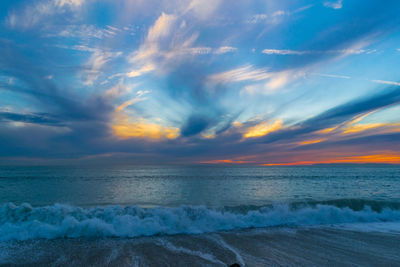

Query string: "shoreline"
[2, 227, 400, 266]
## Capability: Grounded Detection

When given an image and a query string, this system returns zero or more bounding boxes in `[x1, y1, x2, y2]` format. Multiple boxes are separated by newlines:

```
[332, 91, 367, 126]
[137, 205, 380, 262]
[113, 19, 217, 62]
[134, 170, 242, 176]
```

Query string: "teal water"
[1, 165, 399, 207]
[1, 165, 400, 266]
[1, 165, 400, 241]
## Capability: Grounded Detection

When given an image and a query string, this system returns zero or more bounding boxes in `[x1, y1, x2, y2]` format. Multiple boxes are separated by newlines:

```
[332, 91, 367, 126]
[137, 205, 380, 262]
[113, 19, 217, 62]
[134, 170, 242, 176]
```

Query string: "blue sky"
[1, 0, 400, 165]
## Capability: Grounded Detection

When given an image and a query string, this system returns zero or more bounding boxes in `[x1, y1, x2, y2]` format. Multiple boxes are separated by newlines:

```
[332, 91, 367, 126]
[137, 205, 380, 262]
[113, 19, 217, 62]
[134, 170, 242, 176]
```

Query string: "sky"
[0, 0, 400, 165]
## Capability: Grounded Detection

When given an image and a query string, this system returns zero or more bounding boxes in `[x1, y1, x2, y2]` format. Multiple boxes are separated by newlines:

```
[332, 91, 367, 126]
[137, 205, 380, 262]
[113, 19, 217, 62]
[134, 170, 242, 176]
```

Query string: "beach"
[1, 165, 400, 266]
[2, 227, 400, 266]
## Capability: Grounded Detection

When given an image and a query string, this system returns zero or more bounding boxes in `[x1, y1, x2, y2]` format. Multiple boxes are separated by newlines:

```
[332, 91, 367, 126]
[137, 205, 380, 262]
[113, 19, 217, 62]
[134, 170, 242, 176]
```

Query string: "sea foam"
[1, 202, 400, 240]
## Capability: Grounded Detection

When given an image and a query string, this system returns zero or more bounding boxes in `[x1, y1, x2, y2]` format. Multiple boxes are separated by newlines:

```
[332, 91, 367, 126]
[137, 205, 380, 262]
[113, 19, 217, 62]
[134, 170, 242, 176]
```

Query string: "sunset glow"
[0, 0, 399, 165]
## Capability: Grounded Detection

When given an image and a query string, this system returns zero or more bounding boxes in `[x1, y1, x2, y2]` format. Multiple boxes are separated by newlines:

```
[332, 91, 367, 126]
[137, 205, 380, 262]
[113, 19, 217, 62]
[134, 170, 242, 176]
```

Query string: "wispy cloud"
[242, 69, 306, 94]
[262, 48, 372, 56]
[262, 49, 307, 55]
[298, 138, 327, 146]
[342, 123, 400, 134]
[104, 81, 133, 98]
[243, 119, 283, 138]
[313, 73, 351, 79]
[184, 0, 222, 20]
[214, 46, 237, 54]
[127, 12, 237, 78]
[324, 0, 343, 10]
[200, 158, 254, 164]
[112, 114, 179, 140]
[209, 65, 271, 84]
[2, 0, 400, 164]
[114, 90, 150, 112]
[246, 14, 268, 24]
[6, 0, 87, 29]
[55, 0, 85, 8]
[84, 50, 122, 85]
[246, 5, 312, 24]
[54, 25, 117, 39]
[372, 80, 400, 86]
[262, 153, 400, 165]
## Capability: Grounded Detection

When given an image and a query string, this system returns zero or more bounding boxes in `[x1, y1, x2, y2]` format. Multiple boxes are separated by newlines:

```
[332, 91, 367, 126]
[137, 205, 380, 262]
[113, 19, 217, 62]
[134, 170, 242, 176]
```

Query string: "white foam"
[208, 235, 245, 266]
[1, 203, 400, 241]
[334, 221, 400, 233]
[158, 240, 225, 265]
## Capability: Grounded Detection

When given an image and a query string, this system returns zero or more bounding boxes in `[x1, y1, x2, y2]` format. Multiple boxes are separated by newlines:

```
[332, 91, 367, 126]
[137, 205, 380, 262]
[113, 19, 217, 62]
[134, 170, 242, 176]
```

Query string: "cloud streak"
[1, 0, 400, 164]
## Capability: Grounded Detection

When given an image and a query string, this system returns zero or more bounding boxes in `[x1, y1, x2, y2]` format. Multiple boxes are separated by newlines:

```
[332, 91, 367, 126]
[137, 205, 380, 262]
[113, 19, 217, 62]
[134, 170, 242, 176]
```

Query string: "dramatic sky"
[1, 0, 400, 165]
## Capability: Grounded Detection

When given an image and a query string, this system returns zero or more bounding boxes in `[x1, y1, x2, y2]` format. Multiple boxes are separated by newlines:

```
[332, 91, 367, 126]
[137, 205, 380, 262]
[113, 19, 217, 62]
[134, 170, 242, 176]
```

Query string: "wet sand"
[1, 228, 400, 266]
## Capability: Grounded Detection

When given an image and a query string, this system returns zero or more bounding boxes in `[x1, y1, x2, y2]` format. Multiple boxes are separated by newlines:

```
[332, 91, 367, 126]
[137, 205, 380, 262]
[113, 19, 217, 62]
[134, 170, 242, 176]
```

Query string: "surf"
[1, 200, 400, 241]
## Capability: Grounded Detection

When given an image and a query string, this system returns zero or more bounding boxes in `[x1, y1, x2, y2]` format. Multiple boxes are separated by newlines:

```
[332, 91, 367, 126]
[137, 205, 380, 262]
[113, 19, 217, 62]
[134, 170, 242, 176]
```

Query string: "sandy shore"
[1, 227, 400, 266]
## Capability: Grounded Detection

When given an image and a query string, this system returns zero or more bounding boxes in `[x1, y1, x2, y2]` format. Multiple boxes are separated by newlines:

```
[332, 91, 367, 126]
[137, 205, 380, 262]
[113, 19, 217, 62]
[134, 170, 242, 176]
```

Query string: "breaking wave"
[1, 200, 400, 240]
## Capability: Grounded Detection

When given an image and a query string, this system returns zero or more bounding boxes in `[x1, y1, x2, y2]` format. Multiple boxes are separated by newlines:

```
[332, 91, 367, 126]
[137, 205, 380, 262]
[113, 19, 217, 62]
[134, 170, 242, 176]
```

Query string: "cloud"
[298, 138, 327, 146]
[243, 119, 283, 138]
[180, 115, 212, 137]
[127, 12, 195, 77]
[339, 111, 400, 135]
[112, 114, 179, 140]
[127, 10, 238, 79]
[324, 0, 343, 10]
[53, 25, 115, 39]
[6, 0, 87, 29]
[214, 46, 237, 54]
[246, 5, 312, 24]
[262, 49, 307, 55]
[313, 73, 351, 79]
[372, 80, 400, 86]
[55, 0, 85, 8]
[342, 123, 400, 134]
[134, 12, 178, 61]
[200, 158, 254, 164]
[184, 0, 222, 20]
[242, 69, 306, 94]
[249, 85, 400, 153]
[115, 98, 146, 113]
[247, 14, 268, 24]
[0, 111, 64, 126]
[147, 12, 178, 42]
[126, 64, 155, 78]
[2, 0, 400, 164]
[104, 80, 133, 98]
[316, 127, 338, 134]
[209, 65, 272, 84]
[261, 153, 400, 165]
[315, 88, 400, 124]
[84, 50, 122, 85]
[114, 90, 149, 112]
[263, 71, 292, 90]
[262, 48, 372, 56]
[110, 90, 178, 141]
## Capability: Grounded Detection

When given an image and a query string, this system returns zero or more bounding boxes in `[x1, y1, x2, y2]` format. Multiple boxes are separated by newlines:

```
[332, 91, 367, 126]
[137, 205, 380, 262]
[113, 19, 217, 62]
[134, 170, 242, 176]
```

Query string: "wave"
[1, 200, 400, 241]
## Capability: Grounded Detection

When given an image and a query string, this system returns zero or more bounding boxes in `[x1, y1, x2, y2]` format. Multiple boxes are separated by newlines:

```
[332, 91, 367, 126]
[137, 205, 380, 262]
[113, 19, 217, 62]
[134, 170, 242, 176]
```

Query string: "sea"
[1, 164, 400, 266]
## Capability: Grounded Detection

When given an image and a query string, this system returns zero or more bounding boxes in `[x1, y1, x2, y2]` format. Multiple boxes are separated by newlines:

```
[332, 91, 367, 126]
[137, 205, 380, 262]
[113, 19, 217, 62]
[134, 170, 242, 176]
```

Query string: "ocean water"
[1, 165, 400, 266]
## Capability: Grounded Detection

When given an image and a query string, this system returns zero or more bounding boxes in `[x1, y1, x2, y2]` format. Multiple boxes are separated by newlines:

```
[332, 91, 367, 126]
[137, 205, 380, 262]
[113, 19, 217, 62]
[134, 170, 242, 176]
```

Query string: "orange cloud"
[112, 114, 179, 140]
[343, 123, 400, 134]
[243, 119, 283, 138]
[115, 97, 147, 113]
[315, 109, 400, 136]
[201, 132, 216, 139]
[200, 159, 253, 164]
[338, 110, 400, 135]
[262, 153, 400, 165]
[347, 111, 375, 125]
[298, 138, 327, 145]
[233, 121, 243, 127]
[316, 126, 337, 134]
